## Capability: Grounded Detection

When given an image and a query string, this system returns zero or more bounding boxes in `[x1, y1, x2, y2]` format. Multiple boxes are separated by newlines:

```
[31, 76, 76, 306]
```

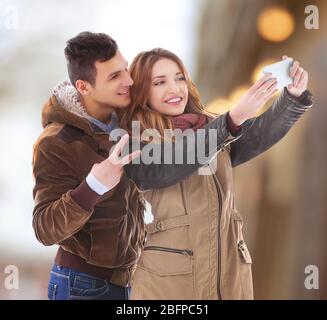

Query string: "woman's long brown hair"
[120, 48, 213, 137]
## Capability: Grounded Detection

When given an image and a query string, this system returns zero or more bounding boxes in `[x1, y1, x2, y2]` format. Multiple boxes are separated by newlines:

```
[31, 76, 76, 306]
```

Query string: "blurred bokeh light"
[257, 6, 295, 42]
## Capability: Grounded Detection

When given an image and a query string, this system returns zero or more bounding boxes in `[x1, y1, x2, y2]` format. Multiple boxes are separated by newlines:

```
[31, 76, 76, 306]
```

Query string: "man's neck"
[80, 96, 114, 124]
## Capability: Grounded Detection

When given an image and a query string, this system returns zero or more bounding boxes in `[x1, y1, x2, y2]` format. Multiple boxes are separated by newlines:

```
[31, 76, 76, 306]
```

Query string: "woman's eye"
[178, 76, 186, 81]
[154, 81, 164, 86]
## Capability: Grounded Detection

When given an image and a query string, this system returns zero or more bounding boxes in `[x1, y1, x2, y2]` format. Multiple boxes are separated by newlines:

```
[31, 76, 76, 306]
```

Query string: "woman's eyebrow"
[152, 72, 183, 81]
[152, 75, 166, 81]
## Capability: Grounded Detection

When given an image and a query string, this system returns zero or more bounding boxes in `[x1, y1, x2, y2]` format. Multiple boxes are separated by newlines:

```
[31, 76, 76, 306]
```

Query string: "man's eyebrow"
[107, 62, 128, 79]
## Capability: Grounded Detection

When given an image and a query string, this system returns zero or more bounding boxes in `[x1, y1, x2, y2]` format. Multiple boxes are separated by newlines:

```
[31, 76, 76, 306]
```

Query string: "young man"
[32, 32, 312, 300]
[32, 32, 144, 300]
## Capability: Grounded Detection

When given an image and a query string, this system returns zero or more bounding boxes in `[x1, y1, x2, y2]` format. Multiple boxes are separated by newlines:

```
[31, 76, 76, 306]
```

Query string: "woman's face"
[148, 58, 188, 116]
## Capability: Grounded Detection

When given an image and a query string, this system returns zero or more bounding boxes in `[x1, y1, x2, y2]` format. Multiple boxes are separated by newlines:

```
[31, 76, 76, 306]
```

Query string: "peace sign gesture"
[90, 134, 141, 191]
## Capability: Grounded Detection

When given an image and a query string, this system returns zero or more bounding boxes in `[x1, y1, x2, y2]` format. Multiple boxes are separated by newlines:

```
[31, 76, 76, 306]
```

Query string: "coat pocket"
[140, 246, 194, 276]
[131, 247, 195, 299]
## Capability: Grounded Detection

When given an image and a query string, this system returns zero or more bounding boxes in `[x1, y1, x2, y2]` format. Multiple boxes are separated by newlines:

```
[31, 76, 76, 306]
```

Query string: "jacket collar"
[42, 81, 105, 136]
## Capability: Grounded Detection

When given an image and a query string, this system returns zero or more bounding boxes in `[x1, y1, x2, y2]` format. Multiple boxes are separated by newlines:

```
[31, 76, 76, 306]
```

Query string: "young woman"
[122, 49, 312, 299]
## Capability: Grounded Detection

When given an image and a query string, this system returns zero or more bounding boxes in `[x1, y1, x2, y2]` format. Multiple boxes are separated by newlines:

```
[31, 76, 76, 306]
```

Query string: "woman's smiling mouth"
[164, 96, 183, 106]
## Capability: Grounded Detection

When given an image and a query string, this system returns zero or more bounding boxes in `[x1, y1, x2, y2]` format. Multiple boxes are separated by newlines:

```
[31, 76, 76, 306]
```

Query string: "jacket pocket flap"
[137, 250, 193, 276]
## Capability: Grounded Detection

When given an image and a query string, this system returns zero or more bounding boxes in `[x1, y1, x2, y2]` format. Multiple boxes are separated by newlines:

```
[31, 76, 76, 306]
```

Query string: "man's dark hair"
[64, 31, 118, 87]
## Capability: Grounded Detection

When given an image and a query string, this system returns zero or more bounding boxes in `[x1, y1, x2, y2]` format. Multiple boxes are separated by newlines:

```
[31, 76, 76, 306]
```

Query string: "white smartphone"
[262, 58, 294, 91]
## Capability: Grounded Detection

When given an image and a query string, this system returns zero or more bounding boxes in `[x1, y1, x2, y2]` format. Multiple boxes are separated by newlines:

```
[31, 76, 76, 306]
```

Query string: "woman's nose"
[167, 81, 181, 93]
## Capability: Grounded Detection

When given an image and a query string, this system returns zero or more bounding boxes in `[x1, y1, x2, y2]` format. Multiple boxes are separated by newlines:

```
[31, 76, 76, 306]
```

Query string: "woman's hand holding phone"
[229, 56, 309, 126]
[282, 55, 309, 98]
[229, 73, 278, 126]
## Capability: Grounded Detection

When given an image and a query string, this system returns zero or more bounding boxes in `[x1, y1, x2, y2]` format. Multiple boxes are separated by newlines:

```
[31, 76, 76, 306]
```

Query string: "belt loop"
[145, 215, 189, 234]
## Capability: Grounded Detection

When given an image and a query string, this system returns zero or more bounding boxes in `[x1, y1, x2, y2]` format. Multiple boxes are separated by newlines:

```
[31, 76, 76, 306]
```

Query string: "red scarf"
[172, 113, 208, 132]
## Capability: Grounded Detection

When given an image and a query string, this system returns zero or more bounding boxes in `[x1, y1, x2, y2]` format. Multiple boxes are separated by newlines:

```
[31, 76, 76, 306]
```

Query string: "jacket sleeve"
[124, 112, 242, 191]
[230, 88, 313, 167]
[32, 136, 93, 246]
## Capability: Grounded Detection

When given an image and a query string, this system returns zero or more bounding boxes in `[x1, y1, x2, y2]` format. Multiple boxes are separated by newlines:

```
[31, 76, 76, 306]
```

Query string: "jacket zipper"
[209, 161, 223, 300]
[144, 246, 193, 256]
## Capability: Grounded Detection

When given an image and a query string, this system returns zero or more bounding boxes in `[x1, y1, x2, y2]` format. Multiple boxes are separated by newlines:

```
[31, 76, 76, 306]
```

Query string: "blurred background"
[0, 0, 325, 299]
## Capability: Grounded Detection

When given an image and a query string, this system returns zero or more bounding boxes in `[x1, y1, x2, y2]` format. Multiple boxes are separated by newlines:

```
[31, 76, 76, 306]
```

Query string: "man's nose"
[123, 71, 134, 86]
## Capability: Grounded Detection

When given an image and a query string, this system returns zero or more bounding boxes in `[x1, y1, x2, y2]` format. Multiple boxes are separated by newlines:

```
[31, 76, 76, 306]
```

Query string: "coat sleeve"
[124, 112, 242, 191]
[32, 136, 93, 246]
[230, 88, 313, 167]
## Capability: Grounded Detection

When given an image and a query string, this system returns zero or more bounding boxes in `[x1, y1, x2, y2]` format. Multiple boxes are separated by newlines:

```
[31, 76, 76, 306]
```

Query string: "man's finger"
[120, 150, 141, 166]
[111, 134, 130, 158]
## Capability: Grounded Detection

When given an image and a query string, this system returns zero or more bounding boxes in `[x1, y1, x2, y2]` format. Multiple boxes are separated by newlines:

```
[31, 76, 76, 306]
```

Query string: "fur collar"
[52, 81, 89, 118]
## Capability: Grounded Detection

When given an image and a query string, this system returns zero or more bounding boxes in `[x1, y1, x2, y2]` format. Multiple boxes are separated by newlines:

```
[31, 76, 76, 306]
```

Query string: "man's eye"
[109, 74, 119, 80]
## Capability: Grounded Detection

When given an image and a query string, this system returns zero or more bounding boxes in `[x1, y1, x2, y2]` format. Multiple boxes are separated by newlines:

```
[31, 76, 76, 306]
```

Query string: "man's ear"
[76, 80, 92, 96]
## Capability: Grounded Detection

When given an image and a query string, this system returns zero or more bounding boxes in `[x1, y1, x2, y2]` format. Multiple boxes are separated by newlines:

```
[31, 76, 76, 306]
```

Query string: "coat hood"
[41, 81, 93, 135]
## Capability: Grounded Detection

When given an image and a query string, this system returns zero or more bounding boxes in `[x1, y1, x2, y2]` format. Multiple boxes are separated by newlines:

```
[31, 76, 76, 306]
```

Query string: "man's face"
[89, 50, 133, 109]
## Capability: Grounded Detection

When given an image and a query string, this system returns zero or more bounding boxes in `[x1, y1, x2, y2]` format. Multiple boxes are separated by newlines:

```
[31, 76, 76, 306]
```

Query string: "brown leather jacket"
[32, 93, 147, 286]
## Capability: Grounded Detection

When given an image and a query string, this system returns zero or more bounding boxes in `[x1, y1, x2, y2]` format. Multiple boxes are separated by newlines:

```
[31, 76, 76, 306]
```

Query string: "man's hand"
[282, 55, 309, 98]
[90, 134, 140, 190]
[229, 73, 278, 126]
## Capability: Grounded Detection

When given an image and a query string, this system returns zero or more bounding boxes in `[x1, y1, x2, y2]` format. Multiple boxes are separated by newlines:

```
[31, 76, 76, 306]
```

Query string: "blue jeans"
[48, 264, 131, 300]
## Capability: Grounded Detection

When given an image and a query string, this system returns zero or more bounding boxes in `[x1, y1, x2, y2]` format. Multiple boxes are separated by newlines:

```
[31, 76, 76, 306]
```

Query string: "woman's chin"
[163, 108, 186, 116]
